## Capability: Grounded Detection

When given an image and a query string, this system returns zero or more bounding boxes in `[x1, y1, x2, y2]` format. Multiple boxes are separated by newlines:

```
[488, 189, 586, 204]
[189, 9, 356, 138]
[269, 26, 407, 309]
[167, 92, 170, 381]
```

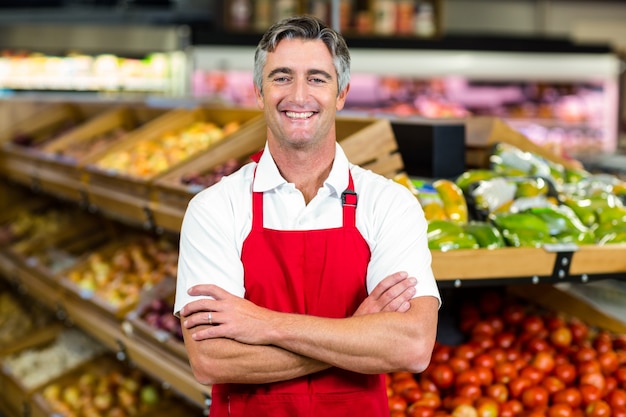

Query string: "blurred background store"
[0, 0, 625, 161]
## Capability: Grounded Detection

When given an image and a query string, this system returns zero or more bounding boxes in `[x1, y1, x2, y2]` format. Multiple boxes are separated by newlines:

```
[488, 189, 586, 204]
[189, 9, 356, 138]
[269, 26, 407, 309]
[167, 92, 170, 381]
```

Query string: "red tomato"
[605, 376, 618, 394]
[414, 392, 442, 409]
[420, 377, 440, 393]
[430, 363, 455, 390]
[456, 383, 482, 401]
[606, 388, 626, 409]
[485, 383, 509, 403]
[575, 347, 597, 363]
[580, 384, 602, 406]
[472, 320, 497, 338]
[578, 360, 601, 376]
[475, 397, 499, 417]
[473, 353, 497, 369]
[569, 320, 589, 343]
[476, 367, 494, 387]
[388, 394, 408, 412]
[404, 387, 424, 403]
[580, 372, 606, 393]
[494, 332, 516, 350]
[613, 407, 626, 417]
[392, 377, 419, 395]
[550, 326, 573, 349]
[521, 385, 550, 409]
[508, 377, 533, 399]
[522, 315, 546, 335]
[525, 337, 552, 354]
[502, 304, 526, 326]
[548, 403, 574, 417]
[452, 404, 479, 417]
[443, 396, 473, 412]
[499, 399, 523, 417]
[585, 399, 611, 417]
[407, 404, 436, 417]
[542, 375, 566, 395]
[616, 367, 626, 385]
[553, 363, 578, 385]
[494, 362, 518, 384]
[520, 365, 545, 385]
[486, 348, 507, 364]
[593, 332, 613, 354]
[552, 387, 583, 408]
[450, 357, 471, 374]
[532, 351, 556, 373]
[472, 334, 495, 351]
[455, 344, 479, 362]
[598, 350, 619, 375]
[432, 344, 453, 363]
[456, 370, 481, 387]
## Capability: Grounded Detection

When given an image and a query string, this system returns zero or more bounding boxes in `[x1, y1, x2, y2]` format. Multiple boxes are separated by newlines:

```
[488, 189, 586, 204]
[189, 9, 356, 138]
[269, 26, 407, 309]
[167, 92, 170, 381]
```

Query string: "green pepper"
[455, 169, 497, 193]
[428, 232, 479, 251]
[529, 206, 589, 236]
[427, 219, 465, 240]
[502, 228, 555, 248]
[490, 212, 551, 235]
[463, 221, 506, 249]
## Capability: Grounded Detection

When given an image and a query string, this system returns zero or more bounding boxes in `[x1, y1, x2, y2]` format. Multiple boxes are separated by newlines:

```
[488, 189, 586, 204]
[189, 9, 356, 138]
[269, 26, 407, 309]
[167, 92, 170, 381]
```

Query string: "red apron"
[209, 163, 389, 417]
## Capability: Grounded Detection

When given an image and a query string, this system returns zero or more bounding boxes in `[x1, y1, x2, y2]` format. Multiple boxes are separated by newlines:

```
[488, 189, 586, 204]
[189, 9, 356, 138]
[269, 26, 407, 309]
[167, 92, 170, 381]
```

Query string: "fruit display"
[180, 157, 246, 189]
[136, 294, 183, 343]
[35, 355, 168, 417]
[63, 235, 178, 315]
[0, 290, 54, 351]
[93, 120, 241, 178]
[50, 126, 131, 162]
[395, 141, 626, 250]
[9, 119, 79, 148]
[2, 326, 106, 390]
[386, 287, 626, 417]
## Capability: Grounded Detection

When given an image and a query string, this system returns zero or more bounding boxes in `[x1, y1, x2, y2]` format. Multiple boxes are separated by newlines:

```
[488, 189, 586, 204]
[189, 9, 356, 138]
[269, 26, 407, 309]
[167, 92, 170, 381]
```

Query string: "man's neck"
[270, 143, 335, 205]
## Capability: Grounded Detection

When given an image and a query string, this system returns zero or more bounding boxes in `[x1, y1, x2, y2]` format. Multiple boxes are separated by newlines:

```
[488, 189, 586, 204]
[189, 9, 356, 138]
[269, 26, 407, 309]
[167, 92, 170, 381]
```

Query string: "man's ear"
[336, 83, 350, 111]
[254, 84, 264, 110]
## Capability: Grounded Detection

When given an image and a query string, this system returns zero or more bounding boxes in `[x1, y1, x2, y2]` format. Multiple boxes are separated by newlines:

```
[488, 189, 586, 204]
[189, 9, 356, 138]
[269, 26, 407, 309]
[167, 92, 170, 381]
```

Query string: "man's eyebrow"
[308, 69, 333, 80]
[267, 67, 292, 78]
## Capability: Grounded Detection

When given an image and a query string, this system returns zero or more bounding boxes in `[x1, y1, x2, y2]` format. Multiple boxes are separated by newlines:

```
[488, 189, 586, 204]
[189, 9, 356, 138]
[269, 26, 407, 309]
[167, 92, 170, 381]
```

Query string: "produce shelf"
[433, 243, 626, 288]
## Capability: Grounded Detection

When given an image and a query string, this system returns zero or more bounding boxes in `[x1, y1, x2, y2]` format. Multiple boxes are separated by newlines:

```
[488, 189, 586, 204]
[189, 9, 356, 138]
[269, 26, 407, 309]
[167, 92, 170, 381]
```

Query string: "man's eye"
[310, 77, 326, 84]
[274, 76, 289, 83]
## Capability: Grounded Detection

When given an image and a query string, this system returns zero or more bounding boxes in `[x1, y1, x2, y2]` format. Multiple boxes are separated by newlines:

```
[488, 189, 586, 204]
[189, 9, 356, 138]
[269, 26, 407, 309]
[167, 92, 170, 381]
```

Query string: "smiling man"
[175, 15, 441, 417]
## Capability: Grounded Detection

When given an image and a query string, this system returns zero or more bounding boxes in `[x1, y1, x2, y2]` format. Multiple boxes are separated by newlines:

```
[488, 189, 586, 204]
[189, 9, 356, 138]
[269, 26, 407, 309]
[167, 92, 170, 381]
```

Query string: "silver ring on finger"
[208, 311, 213, 325]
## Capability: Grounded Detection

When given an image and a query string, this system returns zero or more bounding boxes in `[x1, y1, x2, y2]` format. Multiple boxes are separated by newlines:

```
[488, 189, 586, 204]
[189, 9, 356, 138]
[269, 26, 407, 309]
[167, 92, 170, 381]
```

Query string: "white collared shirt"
[174, 142, 440, 315]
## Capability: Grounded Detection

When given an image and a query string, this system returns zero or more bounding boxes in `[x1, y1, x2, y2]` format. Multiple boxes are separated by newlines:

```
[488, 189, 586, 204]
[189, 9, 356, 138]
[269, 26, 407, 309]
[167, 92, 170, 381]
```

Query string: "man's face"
[255, 38, 349, 150]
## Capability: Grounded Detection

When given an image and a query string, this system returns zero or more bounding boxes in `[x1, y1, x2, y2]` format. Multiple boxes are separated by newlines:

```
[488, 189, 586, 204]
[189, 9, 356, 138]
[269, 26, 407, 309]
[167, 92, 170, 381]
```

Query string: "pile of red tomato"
[387, 289, 626, 417]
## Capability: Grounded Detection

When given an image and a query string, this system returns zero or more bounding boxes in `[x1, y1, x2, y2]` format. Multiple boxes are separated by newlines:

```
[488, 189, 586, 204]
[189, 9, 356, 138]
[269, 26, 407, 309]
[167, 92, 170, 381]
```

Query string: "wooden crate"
[464, 116, 584, 170]
[29, 353, 173, 417]
[83, 107, 263, 226]
[0, 103, 86, 187]
[336, 115, 404, 179]
[123, 278, 188, 362]
[34, 105, 168, 202]
[0, 324, 64, 417]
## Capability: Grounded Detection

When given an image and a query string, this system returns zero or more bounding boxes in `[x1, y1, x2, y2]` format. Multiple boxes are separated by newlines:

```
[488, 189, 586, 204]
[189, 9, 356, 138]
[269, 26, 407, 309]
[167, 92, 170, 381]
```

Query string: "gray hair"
[253, 15, 351, 97]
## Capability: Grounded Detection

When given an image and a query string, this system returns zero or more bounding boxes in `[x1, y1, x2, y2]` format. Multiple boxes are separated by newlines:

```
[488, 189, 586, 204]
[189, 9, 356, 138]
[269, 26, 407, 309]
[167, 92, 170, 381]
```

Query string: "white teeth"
[285, 111, 314, 119]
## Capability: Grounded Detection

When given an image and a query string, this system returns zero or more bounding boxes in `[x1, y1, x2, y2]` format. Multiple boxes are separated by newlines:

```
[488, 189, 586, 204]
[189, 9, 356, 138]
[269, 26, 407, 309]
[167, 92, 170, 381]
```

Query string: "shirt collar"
[253, 142, 350, 197]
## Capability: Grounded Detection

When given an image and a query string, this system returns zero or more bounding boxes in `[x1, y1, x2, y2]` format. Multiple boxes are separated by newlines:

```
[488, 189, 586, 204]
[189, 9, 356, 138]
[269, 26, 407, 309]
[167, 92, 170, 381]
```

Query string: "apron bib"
[209, 166, 388, 417]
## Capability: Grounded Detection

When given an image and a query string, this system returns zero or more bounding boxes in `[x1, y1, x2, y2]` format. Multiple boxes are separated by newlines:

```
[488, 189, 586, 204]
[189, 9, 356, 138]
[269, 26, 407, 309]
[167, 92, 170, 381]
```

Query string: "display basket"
[0, 323, 68, 417]
[0, 102, 87, 187]
[123, 277, 188, 362]
[336, 115, 404, 179]
[34, 105, 169, 202]
[57, 234, 179, 320]
[29, 353, 170, 417]
[82, 107, 264, 227]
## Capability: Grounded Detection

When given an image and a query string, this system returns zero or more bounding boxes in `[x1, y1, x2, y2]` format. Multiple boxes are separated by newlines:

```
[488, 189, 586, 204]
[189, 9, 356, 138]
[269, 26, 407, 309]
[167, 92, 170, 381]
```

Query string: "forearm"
[183, 325, 330, 386]
[267, 297, 439, 375]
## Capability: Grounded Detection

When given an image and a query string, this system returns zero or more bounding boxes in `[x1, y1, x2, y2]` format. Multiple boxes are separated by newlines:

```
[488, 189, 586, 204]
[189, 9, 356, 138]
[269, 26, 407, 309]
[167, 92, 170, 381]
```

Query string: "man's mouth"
[285, 111, 314, 119]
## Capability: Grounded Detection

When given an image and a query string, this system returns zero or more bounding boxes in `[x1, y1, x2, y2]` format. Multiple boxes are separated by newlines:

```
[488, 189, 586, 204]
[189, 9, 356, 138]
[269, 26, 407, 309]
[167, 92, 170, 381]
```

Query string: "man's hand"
[180, 284, 276, 345]
[353, 271, 416, 316]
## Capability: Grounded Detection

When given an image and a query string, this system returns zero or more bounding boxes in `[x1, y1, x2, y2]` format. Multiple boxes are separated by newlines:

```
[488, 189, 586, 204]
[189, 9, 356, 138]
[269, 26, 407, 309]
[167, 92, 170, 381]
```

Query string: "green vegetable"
[463, 221, 505, 249]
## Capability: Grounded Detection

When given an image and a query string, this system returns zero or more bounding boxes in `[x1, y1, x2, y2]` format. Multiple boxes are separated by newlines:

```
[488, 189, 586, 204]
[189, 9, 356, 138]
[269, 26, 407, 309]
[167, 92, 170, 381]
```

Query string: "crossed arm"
[179, 271, 439, 386]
